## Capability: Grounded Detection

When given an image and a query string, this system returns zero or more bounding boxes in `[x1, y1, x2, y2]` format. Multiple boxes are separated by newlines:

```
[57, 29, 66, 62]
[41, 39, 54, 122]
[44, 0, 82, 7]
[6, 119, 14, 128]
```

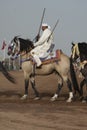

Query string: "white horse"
[7, 36, 80, 102]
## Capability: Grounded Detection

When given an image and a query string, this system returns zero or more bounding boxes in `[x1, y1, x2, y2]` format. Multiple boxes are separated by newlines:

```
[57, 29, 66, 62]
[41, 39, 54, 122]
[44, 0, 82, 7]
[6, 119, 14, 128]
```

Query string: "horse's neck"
[78, 46, 87, 61]
[80, 53, 87, 62]
[20, 51, 31, 59]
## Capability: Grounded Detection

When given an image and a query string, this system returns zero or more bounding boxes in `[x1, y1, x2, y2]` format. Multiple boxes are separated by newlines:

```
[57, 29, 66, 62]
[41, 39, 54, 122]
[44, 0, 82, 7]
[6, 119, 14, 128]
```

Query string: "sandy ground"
[0, 70, 87, 130]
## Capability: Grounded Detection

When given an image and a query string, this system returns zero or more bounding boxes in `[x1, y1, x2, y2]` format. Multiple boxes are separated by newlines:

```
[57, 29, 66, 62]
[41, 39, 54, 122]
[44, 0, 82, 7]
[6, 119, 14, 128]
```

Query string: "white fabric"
[30, 28, 54, 58]
[30, 27, 54, 66]
[42, 23, 48, 27]
[33, 54, 42, 67]
[48, 26, 51, 29]
[42, 23, 51, 29]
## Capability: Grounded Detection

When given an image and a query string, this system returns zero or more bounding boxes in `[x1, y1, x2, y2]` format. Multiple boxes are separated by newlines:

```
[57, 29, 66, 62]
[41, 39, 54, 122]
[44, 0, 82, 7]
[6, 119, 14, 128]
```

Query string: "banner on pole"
[1, 40, 7, 50]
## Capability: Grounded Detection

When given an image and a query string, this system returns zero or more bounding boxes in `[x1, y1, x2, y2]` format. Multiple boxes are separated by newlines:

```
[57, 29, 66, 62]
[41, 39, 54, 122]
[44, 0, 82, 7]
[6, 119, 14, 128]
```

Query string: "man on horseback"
[30, 23, 54, 67]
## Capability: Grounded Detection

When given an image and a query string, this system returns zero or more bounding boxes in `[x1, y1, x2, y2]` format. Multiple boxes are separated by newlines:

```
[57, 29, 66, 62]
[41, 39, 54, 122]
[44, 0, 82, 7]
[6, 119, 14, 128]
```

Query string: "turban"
[42, 23, 51, 29]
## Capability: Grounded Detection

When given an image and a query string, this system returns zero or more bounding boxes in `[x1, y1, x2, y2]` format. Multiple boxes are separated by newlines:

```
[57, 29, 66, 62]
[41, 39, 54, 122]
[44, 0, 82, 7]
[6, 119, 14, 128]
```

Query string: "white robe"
[30, 28, 54, 58]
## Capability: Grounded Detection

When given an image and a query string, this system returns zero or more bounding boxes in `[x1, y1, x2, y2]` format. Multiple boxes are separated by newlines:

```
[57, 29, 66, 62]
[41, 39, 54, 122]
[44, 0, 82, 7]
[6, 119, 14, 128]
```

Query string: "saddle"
[21, 49, 61, 66]
[40, 49, 61, 65]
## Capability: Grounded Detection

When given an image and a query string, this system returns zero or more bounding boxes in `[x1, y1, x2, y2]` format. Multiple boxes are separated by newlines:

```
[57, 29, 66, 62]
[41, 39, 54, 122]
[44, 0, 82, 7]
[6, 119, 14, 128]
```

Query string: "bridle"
[8, 37, 34, 61]
[71, 43, 80, 60]
[8, 38, 20, 60]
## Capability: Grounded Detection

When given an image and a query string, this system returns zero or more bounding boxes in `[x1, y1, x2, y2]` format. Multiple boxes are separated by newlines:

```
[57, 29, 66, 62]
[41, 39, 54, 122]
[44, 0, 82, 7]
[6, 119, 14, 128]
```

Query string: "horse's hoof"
[21, 94, 28, 100]
[82, 99, 87, 103]
[50, 97, 57, 102]
[50, 98, 56, 102]
[51, 94, 58, 102]
[79, 96, 83, 100]
[66, 98, 72, 103]
[34, 97, 40, 100]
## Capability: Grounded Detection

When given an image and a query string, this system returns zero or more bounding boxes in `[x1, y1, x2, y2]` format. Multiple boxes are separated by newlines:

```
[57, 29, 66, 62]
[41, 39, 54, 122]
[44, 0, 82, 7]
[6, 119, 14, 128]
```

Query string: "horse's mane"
[18, 38, 34, 53]
[78, 42, 87, 61]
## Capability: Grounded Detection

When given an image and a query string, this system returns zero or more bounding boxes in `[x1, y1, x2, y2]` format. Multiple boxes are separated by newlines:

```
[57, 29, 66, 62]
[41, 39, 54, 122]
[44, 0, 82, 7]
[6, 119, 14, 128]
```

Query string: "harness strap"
[32, 63, 36, 76]
[80, 60, 87, 69]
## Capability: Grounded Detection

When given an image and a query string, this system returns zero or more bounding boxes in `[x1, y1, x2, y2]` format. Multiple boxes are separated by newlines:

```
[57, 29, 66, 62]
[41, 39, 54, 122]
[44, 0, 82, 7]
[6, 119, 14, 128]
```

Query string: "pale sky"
[0, 0, 87, 59]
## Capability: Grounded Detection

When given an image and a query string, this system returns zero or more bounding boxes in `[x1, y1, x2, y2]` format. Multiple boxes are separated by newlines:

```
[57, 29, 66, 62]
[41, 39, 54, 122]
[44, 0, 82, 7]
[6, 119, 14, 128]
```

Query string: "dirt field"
[0, 70, 87, 130]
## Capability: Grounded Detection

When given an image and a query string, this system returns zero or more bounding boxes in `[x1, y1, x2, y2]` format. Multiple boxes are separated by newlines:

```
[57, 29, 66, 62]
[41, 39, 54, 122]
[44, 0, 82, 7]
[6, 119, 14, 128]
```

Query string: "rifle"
[47, 19, 59, 42]
[34, 8, 46, 42]
[34, 19, 59, 45]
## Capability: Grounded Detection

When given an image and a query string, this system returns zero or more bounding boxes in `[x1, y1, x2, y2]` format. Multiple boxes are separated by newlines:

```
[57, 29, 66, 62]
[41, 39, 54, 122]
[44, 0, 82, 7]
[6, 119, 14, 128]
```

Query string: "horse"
[71, 42, 87, 102]
[7, 36, 80, 102]
[0, 61, 16, 84]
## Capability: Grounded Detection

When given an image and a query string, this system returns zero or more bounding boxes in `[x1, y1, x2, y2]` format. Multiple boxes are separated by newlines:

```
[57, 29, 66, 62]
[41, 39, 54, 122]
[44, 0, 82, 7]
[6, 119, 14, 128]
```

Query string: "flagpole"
[18, 40, 21, 70]
[19, 54, 20, 70]
[1, 40, 7, 61]
[3, 48, 5, 61]
[9, 56, 11, 70]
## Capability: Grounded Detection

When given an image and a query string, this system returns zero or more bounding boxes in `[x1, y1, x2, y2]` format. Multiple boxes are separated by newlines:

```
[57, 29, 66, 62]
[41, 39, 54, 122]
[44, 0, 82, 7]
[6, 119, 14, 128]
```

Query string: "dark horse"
[0, 61, 16, 83]
[71, 42, 87, 102]
[7, 36, 80, 102]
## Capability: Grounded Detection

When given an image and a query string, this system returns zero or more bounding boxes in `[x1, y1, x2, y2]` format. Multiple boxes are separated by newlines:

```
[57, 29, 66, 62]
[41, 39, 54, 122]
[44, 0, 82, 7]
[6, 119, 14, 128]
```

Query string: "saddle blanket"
[40, 49, 61, 65]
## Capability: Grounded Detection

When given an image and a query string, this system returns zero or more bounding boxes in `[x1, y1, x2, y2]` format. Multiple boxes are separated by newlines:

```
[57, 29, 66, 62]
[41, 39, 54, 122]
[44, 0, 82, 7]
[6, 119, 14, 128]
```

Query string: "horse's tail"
[0, 61, 16, 84]
[70, 57, 81, 96]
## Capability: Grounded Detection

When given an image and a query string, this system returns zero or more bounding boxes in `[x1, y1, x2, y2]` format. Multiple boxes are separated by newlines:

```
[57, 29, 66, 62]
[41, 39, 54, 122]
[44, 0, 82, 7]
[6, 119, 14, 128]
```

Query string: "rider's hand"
[35, 34, 40, 42]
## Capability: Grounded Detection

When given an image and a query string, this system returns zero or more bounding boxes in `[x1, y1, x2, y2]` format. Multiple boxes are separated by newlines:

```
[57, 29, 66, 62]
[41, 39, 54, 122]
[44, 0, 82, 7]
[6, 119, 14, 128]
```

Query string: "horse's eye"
[11, 43, 14, 46]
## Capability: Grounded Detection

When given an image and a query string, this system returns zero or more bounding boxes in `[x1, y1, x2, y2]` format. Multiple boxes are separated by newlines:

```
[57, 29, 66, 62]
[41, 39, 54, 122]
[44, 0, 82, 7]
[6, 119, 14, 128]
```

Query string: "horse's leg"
[21, 72, 29, 100]
[70, 58, 81, 96]
[51, 74, 73, 102]
[82, 83, 87, 103]
[30, 76, 40, 100]
[66, 78, 73, 102]
[81, 78, 87, 103]
[51, 76, 63, 101]
[80, 78, 85, 98]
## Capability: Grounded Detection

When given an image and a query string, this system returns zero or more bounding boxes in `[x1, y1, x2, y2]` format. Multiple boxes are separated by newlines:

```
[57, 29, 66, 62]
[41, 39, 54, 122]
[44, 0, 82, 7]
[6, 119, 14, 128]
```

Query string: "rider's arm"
[34, 29, 51, 47]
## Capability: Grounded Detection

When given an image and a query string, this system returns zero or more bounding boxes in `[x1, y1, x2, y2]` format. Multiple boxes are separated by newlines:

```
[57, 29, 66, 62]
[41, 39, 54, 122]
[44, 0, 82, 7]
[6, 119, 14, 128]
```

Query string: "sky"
[0, 0, 87, 59]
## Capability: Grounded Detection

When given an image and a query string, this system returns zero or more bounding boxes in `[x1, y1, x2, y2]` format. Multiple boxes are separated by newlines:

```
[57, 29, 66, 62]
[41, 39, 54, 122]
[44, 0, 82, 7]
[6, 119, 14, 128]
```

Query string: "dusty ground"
[0, 70, 87, 130]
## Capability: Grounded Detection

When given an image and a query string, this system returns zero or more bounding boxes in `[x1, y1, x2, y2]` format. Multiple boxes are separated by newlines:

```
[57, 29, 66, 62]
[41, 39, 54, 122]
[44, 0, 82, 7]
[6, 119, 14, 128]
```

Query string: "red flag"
[1, 40, 7, 50]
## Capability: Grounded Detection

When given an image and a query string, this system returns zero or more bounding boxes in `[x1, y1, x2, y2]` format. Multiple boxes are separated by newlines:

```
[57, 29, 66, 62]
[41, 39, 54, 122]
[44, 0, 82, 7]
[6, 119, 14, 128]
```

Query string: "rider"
[30, 23, 54, 67]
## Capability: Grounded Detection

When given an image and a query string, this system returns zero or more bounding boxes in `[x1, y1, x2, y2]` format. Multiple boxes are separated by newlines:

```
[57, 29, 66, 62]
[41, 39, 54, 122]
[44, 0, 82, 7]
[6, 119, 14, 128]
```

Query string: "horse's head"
[7, 36, 34, 57]
[7, 36, 19, 56]
[71, 42, 80, 62]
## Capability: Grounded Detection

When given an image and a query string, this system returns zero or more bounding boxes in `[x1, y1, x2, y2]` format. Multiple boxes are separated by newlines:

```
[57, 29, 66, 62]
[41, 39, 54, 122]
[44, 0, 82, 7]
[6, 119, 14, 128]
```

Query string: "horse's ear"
[71, 42, 75, 46]
[14, 35, 21, 40]
[14, 36, 18, 42]
[14, 35, 20, 43]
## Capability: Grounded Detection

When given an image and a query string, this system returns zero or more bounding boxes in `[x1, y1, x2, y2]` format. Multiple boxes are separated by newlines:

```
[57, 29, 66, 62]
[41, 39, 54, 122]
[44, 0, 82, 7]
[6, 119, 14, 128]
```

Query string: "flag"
[1, 40, 7, 50]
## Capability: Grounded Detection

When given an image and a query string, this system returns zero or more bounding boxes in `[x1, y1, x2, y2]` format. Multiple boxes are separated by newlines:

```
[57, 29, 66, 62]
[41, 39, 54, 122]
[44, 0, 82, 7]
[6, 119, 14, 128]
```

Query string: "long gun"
[47, 19, 59, 42]
[34, 19, 59, 46]
[34, 8, 46, 42]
